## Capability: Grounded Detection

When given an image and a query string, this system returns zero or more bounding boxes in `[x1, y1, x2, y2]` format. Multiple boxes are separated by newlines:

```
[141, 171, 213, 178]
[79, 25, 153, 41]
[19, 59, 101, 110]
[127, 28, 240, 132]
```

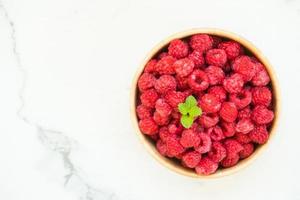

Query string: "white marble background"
[0, 0, 299, 199]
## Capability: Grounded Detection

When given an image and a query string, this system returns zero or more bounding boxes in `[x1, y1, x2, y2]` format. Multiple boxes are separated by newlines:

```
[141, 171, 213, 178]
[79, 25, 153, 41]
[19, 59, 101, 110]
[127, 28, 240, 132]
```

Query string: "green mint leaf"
[189, 106, 202, 117]
[180, 115, 194, 128]
[185, 95, 197, 109]
[178, 103, 188, 115]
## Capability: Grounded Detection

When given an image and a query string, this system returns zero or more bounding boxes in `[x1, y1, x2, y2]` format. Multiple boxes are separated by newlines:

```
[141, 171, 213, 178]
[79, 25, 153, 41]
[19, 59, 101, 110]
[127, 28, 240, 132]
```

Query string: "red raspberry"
[158, 52, 168, 59]
[199, 113, 219, 128]
[218, 41, 243, 60]
[188, 70, 209, 92]
[251, 105, 274, 124]
[180, 129, 200, 148]
[234, 132, 251, 144]
[252, 87, 272, 107]
[159, 127, 176, 142]
[182, 151, 202, 168]
[220, 102, 238, 122]
[205, 49, 227, 67]
[168, 121, 183, 135]
[188, 50, 205, 67]
[223, 73, 244, 94]
[232, 56, 256, 81]
[196, 132, 212, 153]
[238, 106, 251, 119]
[235, 118, 254, 134]
[155, 55, 176, 75]
[138, 73, 156, 92]
[136, 105, 152, 119]
[221, 154, 239, 168]
[164, 90, 186, 108]
[199, 94, 221, 113]
[195, 157, 218, 175]
[229, 88, 252, 109]
[221, 121, 236, 137]
[154, 75, 177, 94]
[249, 125, 269, 144]
[239, 143, 254, 159]
[168, 39, 189, 59]
[171, 110, 181, 119]
[153, 111, 169, 126]
[176, 75, 189, 90]
[138, 118, 158, 135]
[155, 98, 172, 117]
[189, 34, 213, 52]
[212, 36, 222, 47]
[140, 89, 159, 108]
[165, 137, 185, 157]
[144, 59, 157, 73]
[156, 140, 167, 156]
[205, 65, 225, 85]
[149, 134, 158, 141]
[208, 141, 227, 162]
[207, 126, 225, 141]
[173, 58, 195, 77]
[252, 62, 270, 86]
[208, 86, 227, 102]
[224, 139, 244, 158]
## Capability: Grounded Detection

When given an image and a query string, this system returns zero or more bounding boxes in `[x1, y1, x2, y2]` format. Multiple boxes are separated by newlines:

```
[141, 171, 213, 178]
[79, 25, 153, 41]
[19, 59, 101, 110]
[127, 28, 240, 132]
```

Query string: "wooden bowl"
[130, 28, 280, 178]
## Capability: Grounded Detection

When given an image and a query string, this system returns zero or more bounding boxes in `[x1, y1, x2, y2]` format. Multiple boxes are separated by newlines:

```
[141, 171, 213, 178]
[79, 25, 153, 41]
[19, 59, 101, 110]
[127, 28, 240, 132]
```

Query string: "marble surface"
[0, 0, 300, 199]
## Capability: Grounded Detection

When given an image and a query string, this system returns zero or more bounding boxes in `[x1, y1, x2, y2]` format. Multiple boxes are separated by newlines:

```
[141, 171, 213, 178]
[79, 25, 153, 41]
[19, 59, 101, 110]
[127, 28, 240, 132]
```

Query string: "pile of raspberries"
[136, 34, 274, 175]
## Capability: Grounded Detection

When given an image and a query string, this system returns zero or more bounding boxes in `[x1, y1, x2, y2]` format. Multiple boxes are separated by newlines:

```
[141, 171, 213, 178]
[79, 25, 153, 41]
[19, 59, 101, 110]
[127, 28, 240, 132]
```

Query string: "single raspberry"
[235, 118, 254, 134]
[251, 105, 274, 124]
[234, 132, 251, 144]
[252, 87, 272, 107]
[136, 105, 152, 119]
[221, 154, 239, 168]
[176, 75, 189, 90]
[154, 75, 177, 94]
[208, 142, 227, 162]
[212, 36, 222, 47]
[144, 59, 157, 73]
[238, 106, 251, 119]
[249, 125, 269, 144]
[165, 137, 185, 157]
[205, 49, 227, 67]
[219, 102, 238, 122]
[157, 52, 168, 59]
[224, 139, 244, 158]
[218, 41, 244, 60]
[196, 132, 212, 153]
[164, 90, 186, 108]
[168, 121, 183, 135]
[223, 73, 244, 94]
[182, 151, 202, 168]
[199, 94, 221, 113]
[168, 39, 189, 59]
[140, 89, 159, 108]
[239, 143, 254, 159]
[205, 65, 225, 85]
[173, 58, 195, 77]
[156, 140, 167, 156]
[208, 86, 227, 102]
[188, 50, 205, 67]
[159, 127, 176, 142]
[229, 88, 252, 109]
[138, 73, 156, 92]
[171, 110, 181, 119]
[232, 56, 256, 81]
[138, 118, 158, 135]
[221, 121, 236, 137]
[195, 157, 218, 175]
[155, 98, 172, 117]
[153, 111, 169, 126]
[199, 113, 219, 128]
[207, 126, 225, 141]
[155, 55, 176, 75]
[188, 69, 209, 92]
[180, 129, 200, 148]
[252, 65, 270, 86]
[189, 34, 213, 52]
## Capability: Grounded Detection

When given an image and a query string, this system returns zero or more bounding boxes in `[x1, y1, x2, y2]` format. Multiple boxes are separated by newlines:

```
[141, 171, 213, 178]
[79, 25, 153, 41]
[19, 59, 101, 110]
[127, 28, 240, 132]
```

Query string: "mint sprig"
[178, 95, 202, 128]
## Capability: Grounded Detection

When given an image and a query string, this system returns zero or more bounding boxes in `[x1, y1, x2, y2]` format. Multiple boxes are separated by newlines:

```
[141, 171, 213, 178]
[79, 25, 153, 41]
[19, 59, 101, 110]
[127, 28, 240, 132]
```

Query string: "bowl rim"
[130, 28, 281, 179]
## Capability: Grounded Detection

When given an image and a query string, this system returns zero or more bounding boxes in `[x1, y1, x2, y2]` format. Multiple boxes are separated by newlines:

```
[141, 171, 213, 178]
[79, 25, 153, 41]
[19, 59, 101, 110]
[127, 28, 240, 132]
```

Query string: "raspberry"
[140, 89, 159, 108]
[238, 106, 251, 119]
[249, 125, 269, 144]
[208, 86, 227, 102]
[176, 75, 189, 90]
[159, 127, 176, 142]
[154, 75, 177, 94]
[138, 73, 156, 92]
[149, 134, 158, 141]
[180, 129, 200, 148]
[229, 88, 252, 109]
[156, 140, 167, 156]
[199, 94, 221, 113]
[218, 41, 243, 60]
[189, 34, 213, 52]
[205, 49, 227, 67]
[155, 55, 176, 75]
[239, 143, 254, 159]
[219, 102, 238, 122]
[232, 56, 256, 81]
[223, 73, 244, 94]
[205, 65, 225, 85]
[221, 121, 236, 137]
[171, 110, 181, 119]
[252, 66, 270, 86]
[224, 139, 244, 158]
[164, 90, 186, 108]
[173, 58, 195, 77]
[158, 52, 168, 59]
[136, 105, 152, 119]
[144, 59, 157, 73]
[188, 70, 209, 92]
[155, 98, 172, 117]
[208, 142, 227, 162]
[182, 151, 201, 168]
[165, 137, 185, 157]
[138, 118, 158, 135]
[235, 118, 254, 134]
[252, 87, 272, 107]
[168, 121, 183, 135]
[153, 111, 169, 126]
[221, 154, 239, 168]
[199, 113, 219, 128]
[168, 39, 189, 59]
[234, 132, 251, 144]
[212, 36, 222, 47]
[207, 126, 225, 141]
[188, 50, 205, 67]
[251, 105, 274, 124]
[195, 132, 212, 153]
[195, 157, 218, 175]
